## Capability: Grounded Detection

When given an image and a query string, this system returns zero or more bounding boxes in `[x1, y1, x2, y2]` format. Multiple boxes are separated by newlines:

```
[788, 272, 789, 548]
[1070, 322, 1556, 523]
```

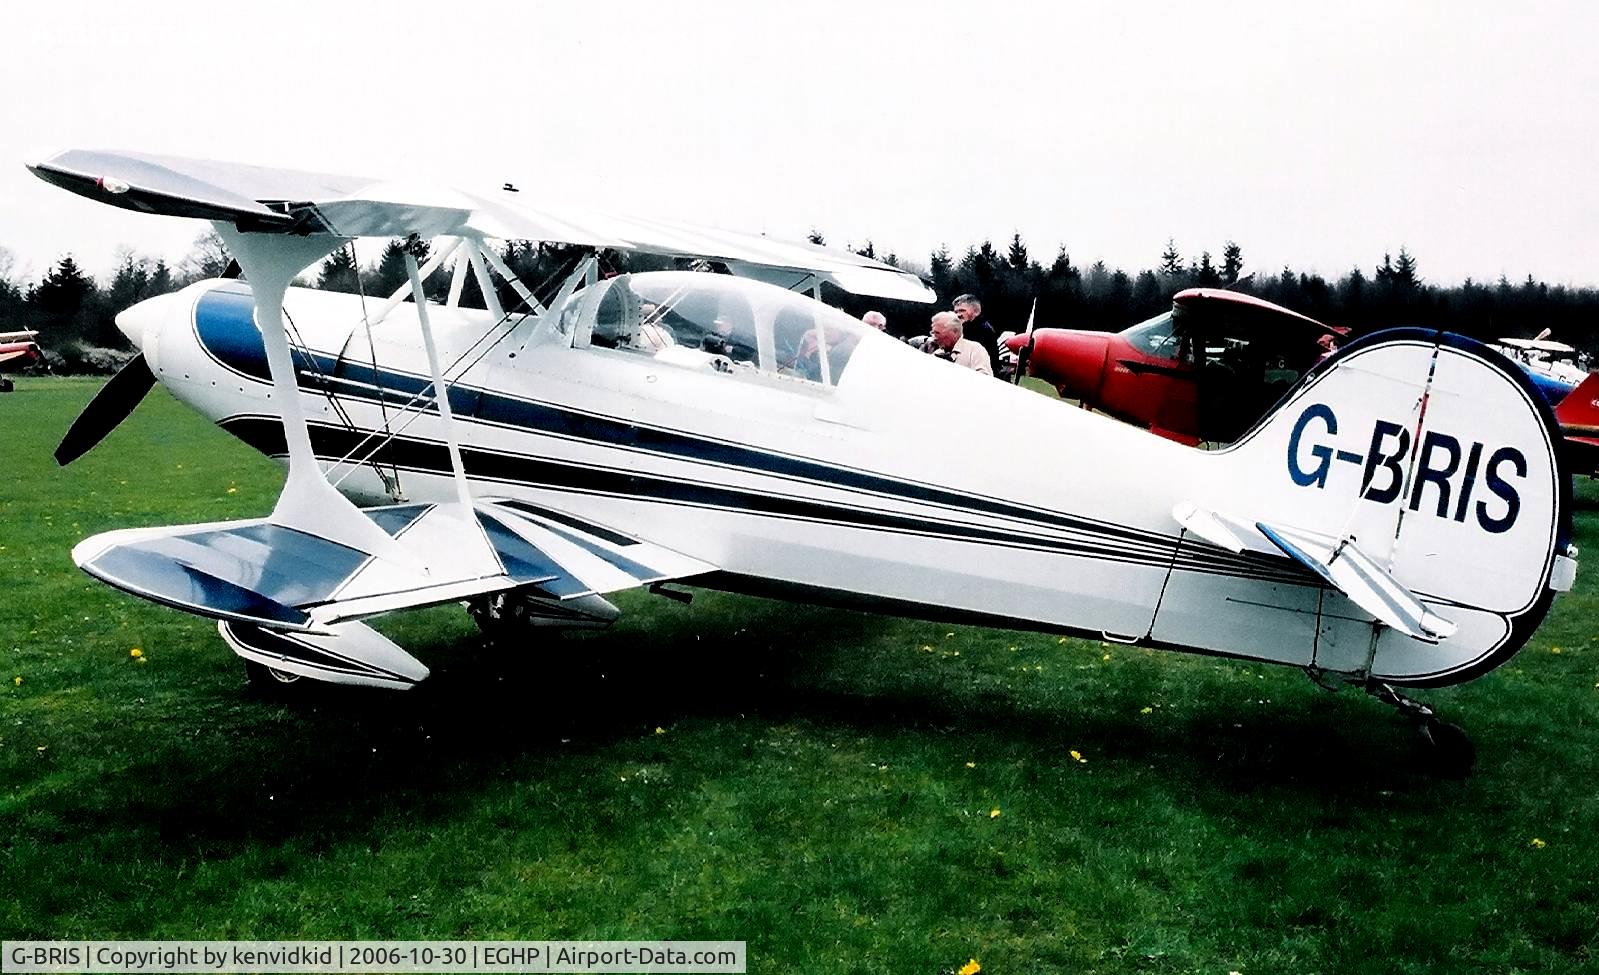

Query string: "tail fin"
[1213, 329, 1572, 685]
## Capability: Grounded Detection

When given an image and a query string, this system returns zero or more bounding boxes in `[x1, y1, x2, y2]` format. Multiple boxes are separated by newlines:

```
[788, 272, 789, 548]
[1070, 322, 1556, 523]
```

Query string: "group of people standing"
[861, 294, 1004, 378]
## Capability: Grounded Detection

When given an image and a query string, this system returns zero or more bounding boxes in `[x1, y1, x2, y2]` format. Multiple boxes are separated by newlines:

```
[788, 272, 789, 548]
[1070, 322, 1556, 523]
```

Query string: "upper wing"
[1172, 287, 1347, 338]
[29, 148, 934, 302]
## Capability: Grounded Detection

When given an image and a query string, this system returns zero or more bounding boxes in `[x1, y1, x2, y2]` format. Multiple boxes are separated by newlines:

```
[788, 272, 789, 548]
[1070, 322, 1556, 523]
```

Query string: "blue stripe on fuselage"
[193, 283, 1175, 554]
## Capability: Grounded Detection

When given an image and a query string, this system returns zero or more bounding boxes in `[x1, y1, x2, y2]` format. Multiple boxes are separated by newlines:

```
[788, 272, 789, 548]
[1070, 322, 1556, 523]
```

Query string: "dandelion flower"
[989, 808, 1001, 819]
[1101, 653, 1111, 661]
[12, 676, 21, 686]
[1140, 706, 1153, 715]
[958, 960, 982, 975]
[1530, 837, 1547, 849]
[654, 726, 666, 735]
[1550, 646, 1562, 654]
[1070, 749, 1088, 764]
[129, 648, 143, 659]
[965, 761, 976, 768]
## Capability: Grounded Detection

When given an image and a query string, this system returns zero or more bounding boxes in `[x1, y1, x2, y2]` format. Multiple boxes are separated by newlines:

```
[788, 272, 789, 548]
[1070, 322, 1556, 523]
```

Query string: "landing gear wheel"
[466, 593, 530, 643]
[243, 659, 310, 701]
[1418, 719, 1476, 778]
[244, 660, 301, 685]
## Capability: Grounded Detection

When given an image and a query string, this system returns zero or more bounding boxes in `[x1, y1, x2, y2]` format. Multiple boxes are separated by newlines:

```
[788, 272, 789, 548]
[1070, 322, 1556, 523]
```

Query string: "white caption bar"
[2, 942, 745, 974]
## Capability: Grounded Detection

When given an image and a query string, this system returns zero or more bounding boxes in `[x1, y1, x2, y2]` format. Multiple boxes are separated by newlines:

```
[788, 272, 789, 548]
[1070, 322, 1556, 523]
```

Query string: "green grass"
[3, 376, 1599, 974]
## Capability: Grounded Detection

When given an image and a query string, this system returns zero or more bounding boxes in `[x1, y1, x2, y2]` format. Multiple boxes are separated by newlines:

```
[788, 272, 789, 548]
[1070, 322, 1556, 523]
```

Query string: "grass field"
[3, 376, 1598, 974]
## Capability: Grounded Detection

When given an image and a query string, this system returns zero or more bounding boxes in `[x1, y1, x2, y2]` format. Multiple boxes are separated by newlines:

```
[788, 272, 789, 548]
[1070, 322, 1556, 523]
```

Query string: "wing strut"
[213, 224, 421, 568]
[467, 246, 504, 320]
[475, 238, 549, 316]
[405, 253, 474, 509]
[368, 236, 464, 326]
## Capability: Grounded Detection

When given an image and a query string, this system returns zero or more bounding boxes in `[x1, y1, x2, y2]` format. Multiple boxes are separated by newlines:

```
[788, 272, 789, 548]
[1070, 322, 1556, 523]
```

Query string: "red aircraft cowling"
[1007, 328, 1112, 402]
[1553, 372, 1599, 473]
[1010, 289, 1345, 446]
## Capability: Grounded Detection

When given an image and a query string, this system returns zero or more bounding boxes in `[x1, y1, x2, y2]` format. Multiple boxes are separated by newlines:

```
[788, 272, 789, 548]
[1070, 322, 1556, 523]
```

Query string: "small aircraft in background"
[0, 329, 42, 391]
[27, 149, 1581, 771]
[1491, 332, 1586, 405]
[1006, 289, 1347, 445]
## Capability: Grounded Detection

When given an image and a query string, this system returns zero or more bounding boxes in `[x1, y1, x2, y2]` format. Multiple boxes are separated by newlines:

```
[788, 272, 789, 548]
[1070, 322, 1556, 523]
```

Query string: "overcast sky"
[2, 1, 1595, 289]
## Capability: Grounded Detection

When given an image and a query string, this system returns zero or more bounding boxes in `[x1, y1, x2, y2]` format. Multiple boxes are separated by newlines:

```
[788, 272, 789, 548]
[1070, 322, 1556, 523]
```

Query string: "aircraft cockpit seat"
[591, 284, 643, 349]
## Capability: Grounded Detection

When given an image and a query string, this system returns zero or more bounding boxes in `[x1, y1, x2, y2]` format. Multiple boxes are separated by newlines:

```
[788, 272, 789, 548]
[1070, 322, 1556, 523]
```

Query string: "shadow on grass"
[51, 591, 1475, 867]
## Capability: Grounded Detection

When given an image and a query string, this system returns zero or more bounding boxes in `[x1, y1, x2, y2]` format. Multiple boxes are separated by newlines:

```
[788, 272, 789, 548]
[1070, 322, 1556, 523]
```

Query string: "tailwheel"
[1417, 718, 1476, 778]
[1367, 681, 1476, 777]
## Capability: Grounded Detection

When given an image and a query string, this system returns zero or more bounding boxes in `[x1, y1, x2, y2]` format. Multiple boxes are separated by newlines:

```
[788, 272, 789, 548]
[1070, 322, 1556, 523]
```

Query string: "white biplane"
[29, 149, 1580, 769]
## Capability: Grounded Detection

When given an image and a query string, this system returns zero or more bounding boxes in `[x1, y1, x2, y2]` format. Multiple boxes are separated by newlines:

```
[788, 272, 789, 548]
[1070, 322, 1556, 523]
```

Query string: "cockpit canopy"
[555, 271, 873, 386]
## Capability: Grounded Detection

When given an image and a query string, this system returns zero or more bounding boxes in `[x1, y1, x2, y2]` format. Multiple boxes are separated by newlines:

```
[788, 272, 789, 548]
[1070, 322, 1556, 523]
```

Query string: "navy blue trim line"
[219, 414, 1308, 586]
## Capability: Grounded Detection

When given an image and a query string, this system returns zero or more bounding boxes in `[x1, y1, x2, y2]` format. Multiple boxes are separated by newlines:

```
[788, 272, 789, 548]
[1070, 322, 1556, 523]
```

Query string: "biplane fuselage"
[121, 271, 1568, 688]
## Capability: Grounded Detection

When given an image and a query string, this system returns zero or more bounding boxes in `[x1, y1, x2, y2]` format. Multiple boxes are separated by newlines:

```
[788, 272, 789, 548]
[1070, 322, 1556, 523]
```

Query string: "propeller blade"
[55, 353, 157, 466]
[1012, 298, 1038, 385]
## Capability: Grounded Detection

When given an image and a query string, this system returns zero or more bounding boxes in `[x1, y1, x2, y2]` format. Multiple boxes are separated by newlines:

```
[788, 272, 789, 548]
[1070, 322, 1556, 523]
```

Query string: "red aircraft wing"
[0, 341, 42, 368]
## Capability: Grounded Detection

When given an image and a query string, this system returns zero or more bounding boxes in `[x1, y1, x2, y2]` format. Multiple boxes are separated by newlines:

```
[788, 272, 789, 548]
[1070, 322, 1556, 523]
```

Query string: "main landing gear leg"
[1366, 681, 1475, 777]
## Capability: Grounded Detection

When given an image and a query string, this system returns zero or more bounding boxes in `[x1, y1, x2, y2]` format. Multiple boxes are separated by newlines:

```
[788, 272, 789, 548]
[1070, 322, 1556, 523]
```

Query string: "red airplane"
[1007, 289, 1347, 445]
[0, 330, 42, 390]
[1554, 372, 1599, 473]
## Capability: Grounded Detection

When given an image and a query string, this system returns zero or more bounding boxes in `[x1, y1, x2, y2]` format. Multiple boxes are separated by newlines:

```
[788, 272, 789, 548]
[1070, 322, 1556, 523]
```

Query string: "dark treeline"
[834, 234, 1599, 350]
[6, 231, 1599, 372]
[0, 233, 230, 370]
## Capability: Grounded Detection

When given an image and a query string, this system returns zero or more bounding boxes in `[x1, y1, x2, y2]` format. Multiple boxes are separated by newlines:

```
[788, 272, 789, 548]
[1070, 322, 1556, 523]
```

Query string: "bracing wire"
[321, 249, 585, 488]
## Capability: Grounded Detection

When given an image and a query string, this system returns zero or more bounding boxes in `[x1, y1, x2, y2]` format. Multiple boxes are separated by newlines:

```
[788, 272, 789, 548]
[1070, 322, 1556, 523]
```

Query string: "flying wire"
[322, 250, 584, 488]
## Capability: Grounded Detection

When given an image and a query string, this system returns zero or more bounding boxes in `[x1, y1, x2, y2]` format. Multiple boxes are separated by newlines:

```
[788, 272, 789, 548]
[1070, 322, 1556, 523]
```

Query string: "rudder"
[1214, 329, 1572, 685]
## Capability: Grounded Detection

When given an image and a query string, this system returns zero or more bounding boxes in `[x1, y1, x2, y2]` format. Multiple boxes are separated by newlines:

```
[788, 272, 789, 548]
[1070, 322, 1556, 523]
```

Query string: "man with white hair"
[861, 310, 888, 332]
[924, 311, 993, 375]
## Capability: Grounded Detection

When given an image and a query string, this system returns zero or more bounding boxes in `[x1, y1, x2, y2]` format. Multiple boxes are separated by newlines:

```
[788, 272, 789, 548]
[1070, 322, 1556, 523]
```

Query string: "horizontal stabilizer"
[1173, 501, 1456, 642]
[71, 499, 715, 631]
[1171, 501, 1253, 553]
[218, 619, 428, 690]
[1256, 522, 1457, 642]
